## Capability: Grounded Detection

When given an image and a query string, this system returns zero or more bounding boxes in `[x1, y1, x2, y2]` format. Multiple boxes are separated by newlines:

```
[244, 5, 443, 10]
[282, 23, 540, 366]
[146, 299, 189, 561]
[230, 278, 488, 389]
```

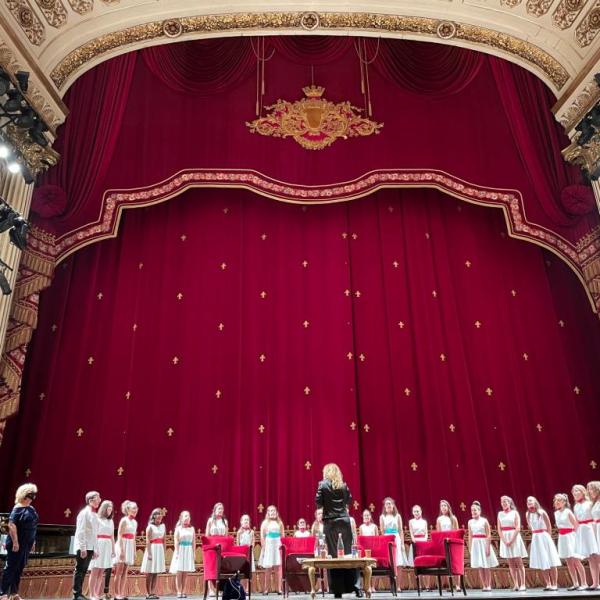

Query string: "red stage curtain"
[3, 187, 599, 528]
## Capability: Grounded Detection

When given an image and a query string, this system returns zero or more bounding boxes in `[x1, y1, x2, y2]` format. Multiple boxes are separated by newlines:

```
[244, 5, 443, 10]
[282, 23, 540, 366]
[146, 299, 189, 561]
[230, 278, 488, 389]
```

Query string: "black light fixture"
[0, 69, 10, 97]
[0, 200, 29, 249]
[576, 117, 595, 146]
[28, 119, 48, 146]
[15, 71, 29, 93]
[0, 258, 13, 296]
[16, 108, 35, 128]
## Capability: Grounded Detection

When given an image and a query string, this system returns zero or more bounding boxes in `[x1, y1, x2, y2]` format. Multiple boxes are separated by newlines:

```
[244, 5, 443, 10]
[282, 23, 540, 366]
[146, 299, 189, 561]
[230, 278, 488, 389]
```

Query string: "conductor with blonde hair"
[315, 463, 360, 598]
[0, 483, 39, 600]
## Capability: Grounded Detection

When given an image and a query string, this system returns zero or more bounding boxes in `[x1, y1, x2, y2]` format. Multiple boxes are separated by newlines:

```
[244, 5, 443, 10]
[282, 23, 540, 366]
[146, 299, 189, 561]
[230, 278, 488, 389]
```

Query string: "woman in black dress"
[0, 484, 39, 600]
[315, 464, 361, 598]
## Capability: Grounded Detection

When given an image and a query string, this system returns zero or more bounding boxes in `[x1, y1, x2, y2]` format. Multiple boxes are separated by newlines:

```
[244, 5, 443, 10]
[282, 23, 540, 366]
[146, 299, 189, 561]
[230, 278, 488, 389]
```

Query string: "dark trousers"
[0, 546, 31, 595]
[103, 568, 112, 594]
[73, 550, 93, 598]
[323, 517, 358, 596]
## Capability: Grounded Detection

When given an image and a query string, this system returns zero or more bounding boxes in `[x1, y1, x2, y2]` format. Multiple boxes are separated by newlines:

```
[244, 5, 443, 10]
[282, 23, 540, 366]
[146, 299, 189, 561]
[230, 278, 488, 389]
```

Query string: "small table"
[301, 557, 377, 599]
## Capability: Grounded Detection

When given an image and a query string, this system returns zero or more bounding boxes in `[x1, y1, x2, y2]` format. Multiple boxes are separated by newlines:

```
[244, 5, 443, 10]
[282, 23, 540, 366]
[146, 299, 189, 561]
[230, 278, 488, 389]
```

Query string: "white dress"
[554, 508, 581, 559]
[497, 510, 527, 559]
[574, 500, 599, 558]
[169, 526, 195, 573]
[358, 523, 378, 536]
[407, 518, 428, 566]
[90, 517, 114, 569]
[208, 518, 228, 535]
[259, 520, 282, 568]
[527, 512, 560, 570]
[469, 518, 499, 568]
[141, 523, 166, 573]
[115, 517, 137, 565]
[294, 530, 311, 538]
[237, 528, 255, 571]
[381, 514, 407, 567]
[437, 516, 453, 532]
[592, 501, 600, 550]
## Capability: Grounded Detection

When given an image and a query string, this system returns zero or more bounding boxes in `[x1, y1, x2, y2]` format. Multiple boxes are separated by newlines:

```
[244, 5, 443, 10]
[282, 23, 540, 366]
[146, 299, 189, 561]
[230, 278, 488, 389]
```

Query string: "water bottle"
[319, 533, 326, 558]
[337, 533, 344, 558]
[351, 541, 359, 558]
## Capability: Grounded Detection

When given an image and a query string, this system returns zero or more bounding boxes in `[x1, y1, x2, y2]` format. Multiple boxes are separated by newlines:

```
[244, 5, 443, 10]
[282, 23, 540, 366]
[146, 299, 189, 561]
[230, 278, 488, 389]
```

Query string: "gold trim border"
[25, 167, 598, 313]
[49, 12, 569, 91]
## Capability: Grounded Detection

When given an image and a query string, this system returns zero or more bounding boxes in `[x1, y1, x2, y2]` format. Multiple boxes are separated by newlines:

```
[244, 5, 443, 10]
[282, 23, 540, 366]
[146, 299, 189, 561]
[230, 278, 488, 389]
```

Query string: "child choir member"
[572, 484, 599, 588]
[294, 518, 311, 537]
[436, 500, 459, 531]
[358, 510, 378, 536]
[407, 505, 431, 591]
[88, 501, 115, 600]
[259, 505, 284, 594]
[554, 493, 587, 590]
[113, 500, 138, 600]
[311, 508, 324, 538]
[588, 480, 600, 590]
[140, 508, 166, 599]
[169, 511, 196, 598]
[379, 497, 407, 568]
[497, 495, 527, 591]
[525, 496, 560, 591]
[236, 514, 255, 591]
[468, 501, 498, 591]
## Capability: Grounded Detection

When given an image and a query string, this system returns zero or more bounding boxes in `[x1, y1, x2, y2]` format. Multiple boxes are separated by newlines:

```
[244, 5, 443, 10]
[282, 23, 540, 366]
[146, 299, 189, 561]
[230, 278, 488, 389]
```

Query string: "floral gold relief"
[526, 0, 555, 16]
[576, 1, 600, 46]
[246, 85, 383, 150]
[49, 12, 569, 91]
[5, 0, 46, 45]
[32, 0, 67, 28]
[553, 0, 587, 29]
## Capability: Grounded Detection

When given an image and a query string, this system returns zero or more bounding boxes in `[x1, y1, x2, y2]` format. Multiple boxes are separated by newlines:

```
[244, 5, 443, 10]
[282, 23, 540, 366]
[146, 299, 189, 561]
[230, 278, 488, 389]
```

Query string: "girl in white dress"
[311, 508, 324, 537]
[468, 501, 498, 591]
[358, 510, 378, 536]
[236, 514, 255, 592]
[294, 518, 311, 538]
[588, 481, 600, 590]
[554, 493, 587, 590]
[496, 496, 527, 591]
[407, 505, 431, 590]
[141, 508, 166, 599]
[89, 501, 115, 600]
[525, 496, 560, 591]
[573, 484, 599, 588]
[170, 511, 196, 598]
[205, 502, 228, 596]
[436, 500, 459, 532]
[114, 500, 138, 600]
[379, 497, 408, 570]
[259, 505, 284, 594]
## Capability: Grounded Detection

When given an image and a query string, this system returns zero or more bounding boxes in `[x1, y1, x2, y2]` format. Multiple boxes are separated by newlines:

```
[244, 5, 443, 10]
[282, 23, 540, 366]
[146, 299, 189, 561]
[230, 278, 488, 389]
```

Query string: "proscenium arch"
[47, 11, 570, 95]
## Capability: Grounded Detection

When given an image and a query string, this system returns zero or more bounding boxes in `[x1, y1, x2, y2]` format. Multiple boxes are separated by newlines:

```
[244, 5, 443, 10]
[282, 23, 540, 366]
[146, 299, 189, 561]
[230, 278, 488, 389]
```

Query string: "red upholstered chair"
[356, 535, 398, 596]
[280, 536, 323, 597]
[201, 535, 253, 600]
[412, 530, 466, 596]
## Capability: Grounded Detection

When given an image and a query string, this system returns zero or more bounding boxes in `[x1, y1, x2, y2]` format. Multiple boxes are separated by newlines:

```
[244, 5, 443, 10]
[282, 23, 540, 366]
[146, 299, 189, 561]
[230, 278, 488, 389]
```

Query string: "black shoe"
[75, 595, 89, 600]
[354, 588, 364, 598]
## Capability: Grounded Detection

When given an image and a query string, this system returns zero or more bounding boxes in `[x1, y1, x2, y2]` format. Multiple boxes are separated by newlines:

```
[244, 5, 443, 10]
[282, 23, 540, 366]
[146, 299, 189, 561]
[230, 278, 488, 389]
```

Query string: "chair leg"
[248, 576, 252, 600]
[203, 581, 208, 600]
[437, 576, 442, 597]
[461, 575, 467, 596]
[449, 576, 454, 597]
[216, 581, 220, 600]
[391, 572, 398, 597]
[416, 573, 421, 597]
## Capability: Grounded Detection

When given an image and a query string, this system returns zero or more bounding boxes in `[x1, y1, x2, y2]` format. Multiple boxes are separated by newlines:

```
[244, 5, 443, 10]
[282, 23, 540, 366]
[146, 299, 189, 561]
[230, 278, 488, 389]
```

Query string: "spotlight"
[15, 71, 29, 93]
[21, 166, 35, 185]
[0, 270, 11, 295]
[576, 118, 595, 146]
[9, 217, 28, 249]
[16, 108, 35, 128]
[28, 120, 48, 146]
[590, 106, 600, 128]
[0, 145, 9, 159]
[7, 161, 20, 174]
[0, 204, 15, 233]
[4, 89, 22, 113]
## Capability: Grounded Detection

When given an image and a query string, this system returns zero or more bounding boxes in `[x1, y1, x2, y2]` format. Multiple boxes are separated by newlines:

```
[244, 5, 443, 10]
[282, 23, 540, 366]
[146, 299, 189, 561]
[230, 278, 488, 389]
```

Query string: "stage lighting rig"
[0, 199, 29, 250]
[0, 257, 13, 296]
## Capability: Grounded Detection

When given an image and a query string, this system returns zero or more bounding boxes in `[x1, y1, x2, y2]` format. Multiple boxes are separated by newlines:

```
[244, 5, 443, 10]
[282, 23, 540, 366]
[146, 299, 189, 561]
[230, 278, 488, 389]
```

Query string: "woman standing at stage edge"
[315, 463, 361, 599]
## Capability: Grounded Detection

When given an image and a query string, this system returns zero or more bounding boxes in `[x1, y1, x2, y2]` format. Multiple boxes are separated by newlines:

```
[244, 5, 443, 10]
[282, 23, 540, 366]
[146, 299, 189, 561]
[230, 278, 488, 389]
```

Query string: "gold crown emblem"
[302, 85, 325, 98]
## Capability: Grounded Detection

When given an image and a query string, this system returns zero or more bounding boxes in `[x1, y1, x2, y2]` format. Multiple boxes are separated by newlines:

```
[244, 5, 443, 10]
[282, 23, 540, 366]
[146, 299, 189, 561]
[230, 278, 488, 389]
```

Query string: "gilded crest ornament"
[246, 85, 383, 150]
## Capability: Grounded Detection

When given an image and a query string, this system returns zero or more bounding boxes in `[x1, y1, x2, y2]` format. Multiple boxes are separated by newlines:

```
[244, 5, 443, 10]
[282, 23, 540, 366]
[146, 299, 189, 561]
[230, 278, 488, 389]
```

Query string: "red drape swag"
[34, 36, 594, 246]
[3, 187, 600, 527]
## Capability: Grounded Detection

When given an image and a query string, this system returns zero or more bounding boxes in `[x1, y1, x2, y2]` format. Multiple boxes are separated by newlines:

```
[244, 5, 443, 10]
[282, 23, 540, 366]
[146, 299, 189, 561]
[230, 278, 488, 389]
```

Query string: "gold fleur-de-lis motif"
[216, 389, 222, 398]
[398, 321, 405, 329]
[304, 461, 312, 470]
[558, 320, 565, 327]
[51, 323, 58, 332]
[220, 262, 227, 270]
[359, 353, 366, 362]
[257, 503, 265, 513]
[211, 464, 219, 474]
[351, 233, 358, 240]
[302, 260, 308, 268]
[511, 289, 517, 297]
[259, 354, 266, 363]
[303, 320, 310, 328]
[97, 292, 103, 300]
[138, 262, 144, 269]
[87, 356, 94, 365]
[64, 508, 71, 517]
[411, 462, 418, 471]
[465, 260, 471, 268]
[353, 500, 359, 510]
[354, 290, 362, 298]
[258, 424, 265, 433]
[347, 352, 353, 360]
[485, 387, 493, 396]
[498, 462, 506, 471]
[425, 232, 430, 239]
[350, 422, 357, 430]
[180, 234, 187, 241]
[523, 352, 529, 361]
[342, 232, 348, 239]
[475, 321, 482, 328]
[392, 261, 399, 268]
[449, 424, 456, 432]
[536, 424, 543, 432]
[369, 503, 376, 512]
[223, 207, 229, 214]
[177, 292, 183, 300]
[25, 468, 31, 477]
[459, 502, 466, 512]
[172, 356, 179, 365]
[125, 391, 131, 399]
[591, 460, 598, 470]
[304, 386, 311, 395]
[432, 290, 438, 298]
[261, 233, 267, 240]
[440, 353, 446, 362]
[218, 322, 224, 331]
[404, 388, 411, 396]
[260, 291, 267, 299]
[132, 323, 138, 331]
[574, 386, 581, 395]
[117, 466, 125, 476]
[76, 427, 84, 437]
[39, 392, 45, 400]
[363, 424, 370, 432]
[167, 427, 174, 437]
[344, 289, 351, 297]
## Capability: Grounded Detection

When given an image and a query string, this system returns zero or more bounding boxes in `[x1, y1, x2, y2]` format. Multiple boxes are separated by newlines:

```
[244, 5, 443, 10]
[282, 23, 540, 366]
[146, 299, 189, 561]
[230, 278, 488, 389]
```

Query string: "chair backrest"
[280, 536, 316, 555]
[202, 534, 235, 551]
[431, 530, 464, 544]
[357, 534, 396, 558]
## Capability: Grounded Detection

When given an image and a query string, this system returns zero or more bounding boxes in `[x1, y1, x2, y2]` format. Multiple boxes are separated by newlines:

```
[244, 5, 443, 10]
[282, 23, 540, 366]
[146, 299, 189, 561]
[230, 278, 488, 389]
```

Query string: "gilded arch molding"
[48, 12, 570, 93]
